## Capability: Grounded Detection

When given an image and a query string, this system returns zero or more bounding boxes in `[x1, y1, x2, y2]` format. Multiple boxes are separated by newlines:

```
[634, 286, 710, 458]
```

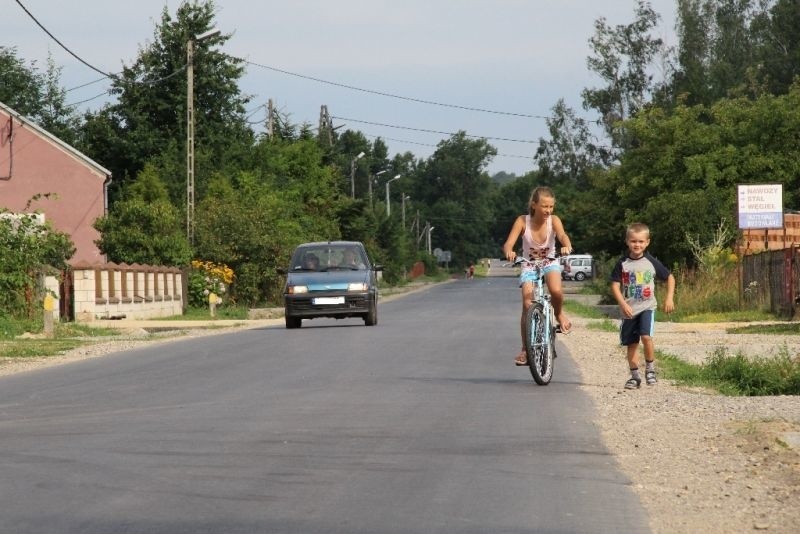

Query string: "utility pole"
[412, 210, 419, 245]
[350, 152, 365, 199]
[385, 174, 400, 216]
[186, 39, 195, 243]
[186, 28, 220, 244]
[370, 170, 387, 209]
[267, 99, 274, 138]
[319, 105, 334, 146]
[418, 220, 428, 249]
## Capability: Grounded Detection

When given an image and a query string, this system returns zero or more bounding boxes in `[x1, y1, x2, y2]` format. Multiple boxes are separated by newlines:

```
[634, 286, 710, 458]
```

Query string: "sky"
[5, 0, 678, 177]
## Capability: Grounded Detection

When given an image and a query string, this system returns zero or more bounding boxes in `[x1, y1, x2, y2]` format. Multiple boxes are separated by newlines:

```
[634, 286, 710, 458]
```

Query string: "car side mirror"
[372, 264, 384, 272]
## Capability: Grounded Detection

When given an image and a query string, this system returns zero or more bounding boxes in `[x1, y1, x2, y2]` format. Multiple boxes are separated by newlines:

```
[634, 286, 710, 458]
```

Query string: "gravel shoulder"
[2, 284, 799, 532]
[561, 314, 800, 534]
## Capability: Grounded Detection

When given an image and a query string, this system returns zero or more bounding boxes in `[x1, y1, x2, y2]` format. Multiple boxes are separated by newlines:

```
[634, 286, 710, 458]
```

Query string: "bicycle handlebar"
[505, 256, 551, 268]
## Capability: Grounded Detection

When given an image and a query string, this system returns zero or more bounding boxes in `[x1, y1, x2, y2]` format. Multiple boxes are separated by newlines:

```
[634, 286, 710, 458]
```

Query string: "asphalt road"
[0, 274, 648, 534]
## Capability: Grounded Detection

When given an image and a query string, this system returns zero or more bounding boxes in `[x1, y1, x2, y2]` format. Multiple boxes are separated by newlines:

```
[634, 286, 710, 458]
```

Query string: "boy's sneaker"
[624, 377, 641, 390]
[645, 370, 657, 385]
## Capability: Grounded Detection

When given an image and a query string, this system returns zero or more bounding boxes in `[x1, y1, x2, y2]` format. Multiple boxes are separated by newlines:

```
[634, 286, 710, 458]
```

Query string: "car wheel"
[364, 297, 378, 326]
[575, 272, 586, 281]
[285, 314, 302, 329]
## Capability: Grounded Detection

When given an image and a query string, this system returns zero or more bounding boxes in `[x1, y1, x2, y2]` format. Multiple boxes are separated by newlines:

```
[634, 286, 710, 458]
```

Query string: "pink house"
[0, 100, 111, 265]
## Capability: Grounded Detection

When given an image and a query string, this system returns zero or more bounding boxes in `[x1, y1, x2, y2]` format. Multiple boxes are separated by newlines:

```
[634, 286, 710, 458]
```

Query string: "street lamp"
[370, 169, 387, 208]
[385, 174, 400, 216]
[427, 225, 435, 255]
[187, 27, 221, 244]
[350, 151, 365, 198]
[401, 194, 411, 229]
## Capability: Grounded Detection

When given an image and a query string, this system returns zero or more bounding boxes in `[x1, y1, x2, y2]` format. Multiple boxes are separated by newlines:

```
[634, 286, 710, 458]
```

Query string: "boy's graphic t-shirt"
[610, 252, 671, 316]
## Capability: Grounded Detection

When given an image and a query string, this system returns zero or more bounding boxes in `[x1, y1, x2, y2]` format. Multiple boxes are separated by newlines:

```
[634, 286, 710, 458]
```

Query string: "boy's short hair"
[626, 222, 650, 238]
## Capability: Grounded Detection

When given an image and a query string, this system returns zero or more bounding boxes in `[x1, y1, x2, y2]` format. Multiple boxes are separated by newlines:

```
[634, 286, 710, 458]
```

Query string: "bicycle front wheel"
[524, 302, 554, 385]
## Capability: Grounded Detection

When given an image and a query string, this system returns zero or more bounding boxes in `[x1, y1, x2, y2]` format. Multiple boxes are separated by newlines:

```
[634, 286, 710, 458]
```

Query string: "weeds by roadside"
[158, 306, 249, 321]
[659, 347, 800, 396]
[0, 321, 120, 359]
[563, 300, 606, 319]
[728, 323, 800, 335]
[565, 299, 800, 397]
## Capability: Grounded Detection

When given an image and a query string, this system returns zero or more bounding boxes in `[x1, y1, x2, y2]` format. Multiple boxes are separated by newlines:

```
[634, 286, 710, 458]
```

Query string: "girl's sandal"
[515, 350, 528, 366]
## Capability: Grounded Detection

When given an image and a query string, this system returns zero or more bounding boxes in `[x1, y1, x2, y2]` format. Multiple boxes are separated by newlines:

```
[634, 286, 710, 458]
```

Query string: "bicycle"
[510, 256, 558, 385]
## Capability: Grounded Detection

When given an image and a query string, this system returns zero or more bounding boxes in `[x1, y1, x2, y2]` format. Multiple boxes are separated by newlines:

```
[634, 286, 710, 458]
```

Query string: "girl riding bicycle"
[502, 186, 573, 366]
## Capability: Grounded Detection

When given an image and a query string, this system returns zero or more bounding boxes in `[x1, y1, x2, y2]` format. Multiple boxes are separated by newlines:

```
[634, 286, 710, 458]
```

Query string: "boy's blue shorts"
[619, 309, 655, 345]
[519, 262, 562, 286]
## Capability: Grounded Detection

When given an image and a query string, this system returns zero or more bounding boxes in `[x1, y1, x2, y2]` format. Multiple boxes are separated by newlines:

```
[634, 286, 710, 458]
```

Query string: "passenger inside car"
[339, 248, 365, 269]
[302, 253, 320, 270]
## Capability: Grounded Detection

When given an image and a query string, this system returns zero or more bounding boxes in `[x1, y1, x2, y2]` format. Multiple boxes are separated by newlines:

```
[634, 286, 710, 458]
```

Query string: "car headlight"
[348, 283, 368, 291]
[288, 285, 308, 294]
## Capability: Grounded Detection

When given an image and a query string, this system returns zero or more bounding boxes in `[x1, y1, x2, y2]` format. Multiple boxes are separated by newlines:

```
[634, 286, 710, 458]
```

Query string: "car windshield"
[291, 246, 367, 271]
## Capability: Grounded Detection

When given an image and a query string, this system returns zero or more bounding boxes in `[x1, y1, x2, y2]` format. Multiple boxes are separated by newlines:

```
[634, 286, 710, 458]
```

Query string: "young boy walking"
[610, 223, 675, 389]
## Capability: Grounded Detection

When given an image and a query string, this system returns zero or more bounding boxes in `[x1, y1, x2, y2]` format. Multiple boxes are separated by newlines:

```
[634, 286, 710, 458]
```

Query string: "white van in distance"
[560, 254, 594, 281]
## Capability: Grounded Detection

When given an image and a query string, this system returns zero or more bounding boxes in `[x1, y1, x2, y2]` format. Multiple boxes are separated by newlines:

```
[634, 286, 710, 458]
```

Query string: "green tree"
[79, 0, 252, 205]
[535, 98, 604, 188]
[410, 133, 497, 265]
[194, 136, 343, 304]
[707, 0, 759, 99]
[0, 47, 79, 143]
[602, 83, 800, 263]
[672, 0, 715, 105]
[582, 0, 663, 150]
[752, 0, 800, 96]
[93, 164, 192, 266]
[0, 210, 74, 318]
[670, 0, 798, 104]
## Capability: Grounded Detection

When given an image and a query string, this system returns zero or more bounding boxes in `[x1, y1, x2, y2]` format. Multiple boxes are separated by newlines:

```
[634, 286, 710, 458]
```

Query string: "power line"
[17, 0, 186, 94]
[15, 0, 111, 78]
[66, 91, 109, 107]
[124, 66, 187, 86]
[332, 115, 538, 144]
[360, 132, 535, 161]
[243, 59, 548, 119]
[15, 1, 559, 157]
[66, 76, 107, 92]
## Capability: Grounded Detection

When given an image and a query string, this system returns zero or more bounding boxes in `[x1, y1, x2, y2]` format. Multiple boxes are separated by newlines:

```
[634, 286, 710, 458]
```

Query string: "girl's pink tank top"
[522, 214, 555, 261]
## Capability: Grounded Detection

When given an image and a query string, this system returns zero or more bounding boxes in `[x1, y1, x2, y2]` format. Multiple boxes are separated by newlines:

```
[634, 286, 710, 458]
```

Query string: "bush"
[188, 260, 234, 307]
[0, 210, 74, 319]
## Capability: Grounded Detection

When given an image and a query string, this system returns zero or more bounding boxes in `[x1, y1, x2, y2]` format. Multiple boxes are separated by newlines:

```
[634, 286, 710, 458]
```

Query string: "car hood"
[286, 269, 371, 290]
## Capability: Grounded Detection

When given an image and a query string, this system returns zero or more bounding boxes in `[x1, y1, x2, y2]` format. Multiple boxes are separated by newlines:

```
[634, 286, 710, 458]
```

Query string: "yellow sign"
[209, 292, 218, 304]
[43, 294, 55, 312]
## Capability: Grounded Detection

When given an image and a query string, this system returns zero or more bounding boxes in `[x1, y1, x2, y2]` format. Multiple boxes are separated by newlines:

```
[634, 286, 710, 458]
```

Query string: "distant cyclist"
[502, 186, 573, 366]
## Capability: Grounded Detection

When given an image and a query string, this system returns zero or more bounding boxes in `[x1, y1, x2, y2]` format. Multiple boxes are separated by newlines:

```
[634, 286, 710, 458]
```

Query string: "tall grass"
[659, 347, 800, 396]
[667, 265, 739, 317]
[586, 258, 775, 322]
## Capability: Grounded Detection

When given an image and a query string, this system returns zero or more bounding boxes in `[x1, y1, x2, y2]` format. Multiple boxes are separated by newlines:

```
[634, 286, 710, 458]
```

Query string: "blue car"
[280, 241, 382, 328]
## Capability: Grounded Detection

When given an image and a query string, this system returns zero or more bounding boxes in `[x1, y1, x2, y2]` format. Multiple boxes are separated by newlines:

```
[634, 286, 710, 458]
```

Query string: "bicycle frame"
[513, 257, 557, 385]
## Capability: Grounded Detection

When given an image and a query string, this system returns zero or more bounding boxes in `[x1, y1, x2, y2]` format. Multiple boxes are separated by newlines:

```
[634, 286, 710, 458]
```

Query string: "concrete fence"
[67, 262, 185, 322]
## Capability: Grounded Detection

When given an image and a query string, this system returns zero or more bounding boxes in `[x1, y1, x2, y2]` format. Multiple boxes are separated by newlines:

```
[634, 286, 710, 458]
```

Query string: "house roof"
[0, 100, 112, 178]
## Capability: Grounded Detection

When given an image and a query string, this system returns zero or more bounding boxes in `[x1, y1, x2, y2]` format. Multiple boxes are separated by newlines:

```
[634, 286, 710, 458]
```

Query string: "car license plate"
[313, 296, 344, 305]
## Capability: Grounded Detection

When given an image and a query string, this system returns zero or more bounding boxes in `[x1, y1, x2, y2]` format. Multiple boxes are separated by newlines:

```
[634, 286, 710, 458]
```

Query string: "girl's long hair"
[528, 186, 555, 216]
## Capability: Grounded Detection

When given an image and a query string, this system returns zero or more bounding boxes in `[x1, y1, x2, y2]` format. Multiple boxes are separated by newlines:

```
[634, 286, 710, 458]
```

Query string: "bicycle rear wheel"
[524, 302, 554, 385]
